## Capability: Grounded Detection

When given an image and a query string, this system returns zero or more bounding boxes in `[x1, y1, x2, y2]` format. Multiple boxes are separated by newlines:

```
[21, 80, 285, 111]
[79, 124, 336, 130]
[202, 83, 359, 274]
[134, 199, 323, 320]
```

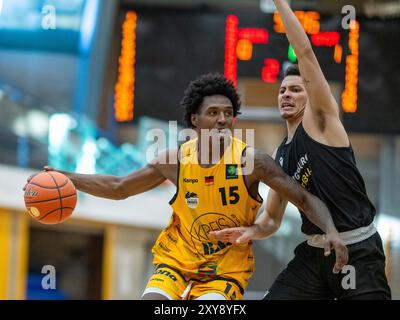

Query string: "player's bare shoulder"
[242, 147, 276, 182]
[149, 148, 179, 185]
[254, 149, 276, 173]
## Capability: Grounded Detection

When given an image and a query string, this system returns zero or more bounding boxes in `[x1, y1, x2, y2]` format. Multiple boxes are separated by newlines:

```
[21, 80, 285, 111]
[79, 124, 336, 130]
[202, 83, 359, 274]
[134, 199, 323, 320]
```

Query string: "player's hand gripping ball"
[24, 171, 77, 225]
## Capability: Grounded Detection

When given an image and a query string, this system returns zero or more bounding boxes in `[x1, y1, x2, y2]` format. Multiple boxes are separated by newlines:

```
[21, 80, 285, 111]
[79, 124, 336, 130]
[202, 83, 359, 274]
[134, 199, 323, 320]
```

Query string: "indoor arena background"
[0, 0, 399, 300]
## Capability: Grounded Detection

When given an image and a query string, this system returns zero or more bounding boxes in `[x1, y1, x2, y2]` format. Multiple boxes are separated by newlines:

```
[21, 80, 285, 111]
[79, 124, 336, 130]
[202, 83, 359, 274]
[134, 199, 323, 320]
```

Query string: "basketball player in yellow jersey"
[148, 135, 261, 300]
[27, 74, 348, 300]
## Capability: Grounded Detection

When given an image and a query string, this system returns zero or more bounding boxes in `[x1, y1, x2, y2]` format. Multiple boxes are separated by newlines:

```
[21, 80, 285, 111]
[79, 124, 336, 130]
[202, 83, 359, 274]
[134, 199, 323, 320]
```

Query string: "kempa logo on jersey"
[185, 192, 199, 209]
[183, 178, 198, 184]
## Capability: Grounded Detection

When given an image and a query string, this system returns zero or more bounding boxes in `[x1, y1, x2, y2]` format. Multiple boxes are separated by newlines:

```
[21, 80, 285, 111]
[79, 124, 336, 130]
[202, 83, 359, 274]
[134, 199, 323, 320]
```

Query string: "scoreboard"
[115, 7, 400, 134]
[224, 11, 359, 113]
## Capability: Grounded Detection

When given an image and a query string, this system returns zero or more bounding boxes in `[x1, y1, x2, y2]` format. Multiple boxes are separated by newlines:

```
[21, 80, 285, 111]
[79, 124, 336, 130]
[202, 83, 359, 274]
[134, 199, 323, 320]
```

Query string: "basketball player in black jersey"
[211, 0, 391, 299]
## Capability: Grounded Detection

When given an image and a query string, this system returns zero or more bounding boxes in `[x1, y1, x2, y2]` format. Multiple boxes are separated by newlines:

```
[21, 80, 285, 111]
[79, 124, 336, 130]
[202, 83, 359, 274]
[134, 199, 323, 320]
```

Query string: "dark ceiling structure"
[122, 0, 400, 18]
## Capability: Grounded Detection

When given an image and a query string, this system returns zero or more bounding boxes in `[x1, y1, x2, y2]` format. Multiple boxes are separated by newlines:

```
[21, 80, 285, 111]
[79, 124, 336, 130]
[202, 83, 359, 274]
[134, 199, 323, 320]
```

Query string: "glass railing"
[0, 82, 183, 177]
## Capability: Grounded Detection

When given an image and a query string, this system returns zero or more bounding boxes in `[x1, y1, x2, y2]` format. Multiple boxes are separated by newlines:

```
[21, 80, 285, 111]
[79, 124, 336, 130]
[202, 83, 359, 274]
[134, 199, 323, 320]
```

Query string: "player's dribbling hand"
[23, 166, 56, 191]
[209, 226, 254, 244]
[23, 175, 35, 191]
[324, 231, 349, 274]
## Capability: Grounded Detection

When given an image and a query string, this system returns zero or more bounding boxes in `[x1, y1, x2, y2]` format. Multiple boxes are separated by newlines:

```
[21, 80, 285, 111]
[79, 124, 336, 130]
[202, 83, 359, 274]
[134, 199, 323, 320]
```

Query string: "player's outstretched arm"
[45, 165, 166, 200]
[24, 149, 177, 200]
[210, 189, 287, 243]
[210, 149, 287, 243]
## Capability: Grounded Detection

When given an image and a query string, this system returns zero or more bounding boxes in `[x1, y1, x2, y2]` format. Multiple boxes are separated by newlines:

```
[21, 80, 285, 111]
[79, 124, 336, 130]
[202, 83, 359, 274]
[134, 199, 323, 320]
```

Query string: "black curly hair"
[181, 73, 241, 128]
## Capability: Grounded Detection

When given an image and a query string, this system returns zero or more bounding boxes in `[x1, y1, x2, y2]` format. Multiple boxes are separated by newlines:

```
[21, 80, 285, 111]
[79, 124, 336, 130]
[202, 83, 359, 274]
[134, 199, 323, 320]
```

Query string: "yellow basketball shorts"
[144, 264, 243, 300]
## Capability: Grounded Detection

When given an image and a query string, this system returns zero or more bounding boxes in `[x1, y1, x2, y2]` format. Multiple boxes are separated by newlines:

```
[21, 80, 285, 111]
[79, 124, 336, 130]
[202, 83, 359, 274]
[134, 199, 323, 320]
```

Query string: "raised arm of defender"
[274, 0, 337, 115]
[274, 0, 349, 146]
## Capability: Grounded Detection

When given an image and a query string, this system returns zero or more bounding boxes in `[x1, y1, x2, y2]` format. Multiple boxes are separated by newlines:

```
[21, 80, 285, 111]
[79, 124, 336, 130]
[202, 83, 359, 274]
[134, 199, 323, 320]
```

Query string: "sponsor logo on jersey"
[183, 178, 198, 184]
[226, 164, 238, 179]
[154, 268, 177, 282]
[291, 153, 312, 189]
[189, 213, 238, 257]
[279, 157, 284, 167]
[204, 176, 214, 186]
[185, 191, 199, 209]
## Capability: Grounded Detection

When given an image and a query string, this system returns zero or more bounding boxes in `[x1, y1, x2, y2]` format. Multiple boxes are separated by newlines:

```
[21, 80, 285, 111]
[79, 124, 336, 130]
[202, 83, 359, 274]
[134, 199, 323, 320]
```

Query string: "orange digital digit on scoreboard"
[224, 12, 360, 113]
[114, 11, 137, 122]
[225, 15, 239, 86]
[274, 11, 320, 35]
[342, 21, 360, 113]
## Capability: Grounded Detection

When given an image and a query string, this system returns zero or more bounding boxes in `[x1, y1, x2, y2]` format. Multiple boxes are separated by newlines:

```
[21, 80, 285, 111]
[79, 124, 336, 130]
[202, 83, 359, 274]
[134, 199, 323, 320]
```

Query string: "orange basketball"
[24, 171, 77, 225]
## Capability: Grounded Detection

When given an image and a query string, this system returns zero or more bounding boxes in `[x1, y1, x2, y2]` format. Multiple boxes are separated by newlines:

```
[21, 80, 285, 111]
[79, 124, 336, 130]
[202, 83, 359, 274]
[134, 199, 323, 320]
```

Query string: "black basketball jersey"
[276, 122, 375, 235]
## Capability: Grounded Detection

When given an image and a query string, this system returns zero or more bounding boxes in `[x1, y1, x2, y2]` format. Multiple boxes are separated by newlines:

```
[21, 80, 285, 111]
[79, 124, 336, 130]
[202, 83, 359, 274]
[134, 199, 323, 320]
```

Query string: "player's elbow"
[112, 178, 129, 200]
[256, 213, 281, 239]
[272, 217, 282, 231]
[268, 216, 282, 235]
[298, 192, 311, 213]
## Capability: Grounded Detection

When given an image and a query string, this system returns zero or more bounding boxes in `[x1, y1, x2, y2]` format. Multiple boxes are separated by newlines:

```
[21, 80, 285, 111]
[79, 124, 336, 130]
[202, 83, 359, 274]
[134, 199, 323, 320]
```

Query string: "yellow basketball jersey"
[151, 137, 262, 293]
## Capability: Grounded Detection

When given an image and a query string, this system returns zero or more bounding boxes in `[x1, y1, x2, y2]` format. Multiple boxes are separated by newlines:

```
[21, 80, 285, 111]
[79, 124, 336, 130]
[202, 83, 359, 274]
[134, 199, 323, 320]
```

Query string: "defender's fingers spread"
[337, 246, 347, 264]
[236, 234, 248, 244]
[209, 231, 230, 241]
[212, 229, 231, 235]
[209, 230, 224, 236]
[334, 255, 345, 271]
[343, 248, 349, 265]
[335, 257, 343, 270]
[334, 251, 346, 271]
[333, 264, 340, 274]
[324, 242, 331, 256]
